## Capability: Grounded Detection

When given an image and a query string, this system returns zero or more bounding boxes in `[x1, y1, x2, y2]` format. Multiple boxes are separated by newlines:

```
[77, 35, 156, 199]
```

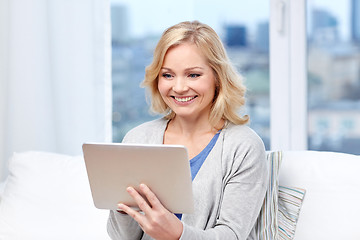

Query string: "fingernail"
[116, 204, 127, 214]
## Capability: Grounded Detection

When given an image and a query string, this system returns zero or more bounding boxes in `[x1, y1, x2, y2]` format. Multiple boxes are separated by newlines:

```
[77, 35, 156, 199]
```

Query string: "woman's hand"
[117, 184, 183, 240]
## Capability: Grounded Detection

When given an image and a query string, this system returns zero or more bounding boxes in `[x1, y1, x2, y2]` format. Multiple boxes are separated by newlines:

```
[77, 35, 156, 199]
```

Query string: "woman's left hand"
[117, 183, 183, 240]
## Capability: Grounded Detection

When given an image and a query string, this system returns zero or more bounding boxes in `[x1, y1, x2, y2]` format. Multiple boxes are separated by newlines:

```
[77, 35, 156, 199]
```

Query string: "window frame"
[270, 0, 308, 150]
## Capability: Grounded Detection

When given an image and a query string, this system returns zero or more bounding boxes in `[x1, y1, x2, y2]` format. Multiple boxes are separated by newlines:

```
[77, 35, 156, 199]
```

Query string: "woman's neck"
[167, 115, 224, 138]
[163, 116, 224, 159]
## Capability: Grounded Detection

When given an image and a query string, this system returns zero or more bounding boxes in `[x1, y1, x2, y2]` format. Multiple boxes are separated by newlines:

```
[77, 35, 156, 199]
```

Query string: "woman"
[108, 21, 268, 240]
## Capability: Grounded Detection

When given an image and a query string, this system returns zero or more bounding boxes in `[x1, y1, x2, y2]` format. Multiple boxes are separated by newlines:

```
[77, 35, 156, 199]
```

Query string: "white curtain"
[0, 0, 112, 182]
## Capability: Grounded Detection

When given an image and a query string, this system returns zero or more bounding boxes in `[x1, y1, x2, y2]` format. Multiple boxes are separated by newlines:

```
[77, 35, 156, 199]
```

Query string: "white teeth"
[174, 96, 195, 102]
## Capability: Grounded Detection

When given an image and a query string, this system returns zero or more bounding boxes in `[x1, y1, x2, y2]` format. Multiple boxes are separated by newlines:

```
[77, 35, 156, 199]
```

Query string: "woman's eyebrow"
[160, 67, 172, 71]
[185, 67, 204, 71]
[161, 66, 204, 71]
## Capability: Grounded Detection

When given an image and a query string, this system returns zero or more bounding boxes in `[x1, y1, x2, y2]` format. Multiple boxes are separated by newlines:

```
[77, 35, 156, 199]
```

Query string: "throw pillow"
[277, 186, 306, 240]
[257, 151, 306, 240]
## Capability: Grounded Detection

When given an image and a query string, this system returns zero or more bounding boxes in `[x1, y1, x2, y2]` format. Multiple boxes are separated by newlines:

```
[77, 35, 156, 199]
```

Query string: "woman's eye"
[189, 73, 200, 78]
[162, 73, 173, 79]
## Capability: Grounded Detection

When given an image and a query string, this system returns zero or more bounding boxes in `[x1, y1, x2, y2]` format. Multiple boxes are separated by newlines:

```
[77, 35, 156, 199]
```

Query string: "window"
[111, 0, 270, 148]
[307, 0, 360, 154]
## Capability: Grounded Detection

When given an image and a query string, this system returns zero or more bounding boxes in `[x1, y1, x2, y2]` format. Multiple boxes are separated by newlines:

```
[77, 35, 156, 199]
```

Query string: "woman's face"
[158, 43, 216, 121]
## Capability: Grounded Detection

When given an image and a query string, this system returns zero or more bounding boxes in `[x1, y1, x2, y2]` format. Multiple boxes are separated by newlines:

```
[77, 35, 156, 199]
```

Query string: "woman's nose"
[172, 77, 189, 93]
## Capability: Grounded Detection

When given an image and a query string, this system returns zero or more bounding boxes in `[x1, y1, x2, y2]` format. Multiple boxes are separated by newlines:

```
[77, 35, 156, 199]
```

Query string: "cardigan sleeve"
[107, 210, 144, 240]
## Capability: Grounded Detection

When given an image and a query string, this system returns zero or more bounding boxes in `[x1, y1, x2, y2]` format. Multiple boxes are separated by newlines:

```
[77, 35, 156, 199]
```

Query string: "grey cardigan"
[107, 118, 268, 240]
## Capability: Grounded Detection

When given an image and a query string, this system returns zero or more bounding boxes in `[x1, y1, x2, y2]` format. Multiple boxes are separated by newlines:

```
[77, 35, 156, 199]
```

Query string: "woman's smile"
[172, 96, 198, 104]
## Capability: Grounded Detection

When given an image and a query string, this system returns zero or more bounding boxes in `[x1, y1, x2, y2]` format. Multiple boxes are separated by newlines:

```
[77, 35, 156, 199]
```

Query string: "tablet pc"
[82, 143, 194, 214]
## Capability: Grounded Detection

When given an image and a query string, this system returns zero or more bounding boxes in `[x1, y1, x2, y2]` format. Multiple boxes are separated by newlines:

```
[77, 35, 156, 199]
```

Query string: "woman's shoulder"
[222, 122, 266, 156]
[127, 118, 167, 133]
[122, 118, 168, 143]
[224, 122, 263, 144]
[222, 122, 267, 173]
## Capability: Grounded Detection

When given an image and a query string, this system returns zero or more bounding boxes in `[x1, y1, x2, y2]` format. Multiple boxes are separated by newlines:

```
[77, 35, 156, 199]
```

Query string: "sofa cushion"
[0, 151, 111, 240]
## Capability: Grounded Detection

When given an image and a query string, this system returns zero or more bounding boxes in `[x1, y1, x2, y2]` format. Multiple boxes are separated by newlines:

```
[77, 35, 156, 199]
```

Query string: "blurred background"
[1, 0, 359, 182]
[110, 0, 360, 154]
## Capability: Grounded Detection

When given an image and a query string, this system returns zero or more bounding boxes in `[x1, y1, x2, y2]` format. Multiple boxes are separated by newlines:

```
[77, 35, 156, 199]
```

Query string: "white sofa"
[0, 150, 359, 239]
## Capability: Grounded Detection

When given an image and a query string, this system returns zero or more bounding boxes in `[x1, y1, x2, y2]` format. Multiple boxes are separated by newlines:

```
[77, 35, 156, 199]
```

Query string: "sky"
[111, 0, 351, 41]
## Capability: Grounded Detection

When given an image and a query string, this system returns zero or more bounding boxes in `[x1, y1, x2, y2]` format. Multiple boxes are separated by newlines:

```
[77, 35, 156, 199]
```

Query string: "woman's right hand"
[117, 184, 183, 240]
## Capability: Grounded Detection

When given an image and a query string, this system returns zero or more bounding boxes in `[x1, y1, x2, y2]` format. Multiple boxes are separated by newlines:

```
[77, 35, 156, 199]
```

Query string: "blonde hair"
[142, 20, 249, 126]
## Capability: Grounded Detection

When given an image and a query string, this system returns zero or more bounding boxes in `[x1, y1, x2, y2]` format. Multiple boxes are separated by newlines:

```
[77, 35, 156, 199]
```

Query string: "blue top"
[189, 131, 221, 181]
[175, 131, 221, 219]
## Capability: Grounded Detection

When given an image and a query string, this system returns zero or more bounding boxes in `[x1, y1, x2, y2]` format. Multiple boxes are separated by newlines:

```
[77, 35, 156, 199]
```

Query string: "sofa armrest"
[279, 151, 360, 240]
